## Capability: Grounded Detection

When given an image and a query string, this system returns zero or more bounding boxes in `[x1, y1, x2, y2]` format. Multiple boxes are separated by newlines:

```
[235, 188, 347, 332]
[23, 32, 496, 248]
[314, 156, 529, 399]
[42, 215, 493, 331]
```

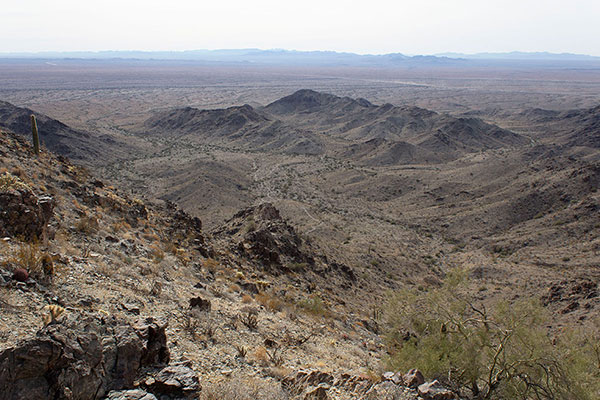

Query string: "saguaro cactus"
[31, 114, 40, 155]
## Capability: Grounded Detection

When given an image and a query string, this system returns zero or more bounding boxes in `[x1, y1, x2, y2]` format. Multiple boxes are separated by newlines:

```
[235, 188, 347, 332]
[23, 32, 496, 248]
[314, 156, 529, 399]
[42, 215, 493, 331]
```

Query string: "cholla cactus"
[42, 304, 65, 325]
[31, 114, 40, 155]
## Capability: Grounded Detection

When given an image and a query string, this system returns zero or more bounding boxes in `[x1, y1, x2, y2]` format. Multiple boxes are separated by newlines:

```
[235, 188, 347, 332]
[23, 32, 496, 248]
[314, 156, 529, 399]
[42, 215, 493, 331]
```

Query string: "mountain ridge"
[0, 100, 130, 163]
[142, 90, 530, 164]
[3, 49, 599, 61]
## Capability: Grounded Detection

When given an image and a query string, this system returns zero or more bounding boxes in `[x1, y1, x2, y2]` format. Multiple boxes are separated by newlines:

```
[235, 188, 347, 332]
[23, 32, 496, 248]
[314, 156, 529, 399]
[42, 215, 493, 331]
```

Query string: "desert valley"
[0, 54, 599, 399]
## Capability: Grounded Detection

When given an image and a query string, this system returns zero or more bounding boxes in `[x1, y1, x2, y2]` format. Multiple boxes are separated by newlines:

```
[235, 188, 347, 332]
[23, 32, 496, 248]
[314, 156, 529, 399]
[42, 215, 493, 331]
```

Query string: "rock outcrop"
[145, 364, 200, 398]
[0, 313, 169, 400]
[0, 172, 54, 240]
[214, 203, 315, 272]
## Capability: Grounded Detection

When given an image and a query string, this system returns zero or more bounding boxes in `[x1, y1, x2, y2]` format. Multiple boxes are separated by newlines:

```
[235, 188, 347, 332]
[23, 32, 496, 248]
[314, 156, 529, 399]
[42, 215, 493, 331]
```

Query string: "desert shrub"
[163, 241, 178, 255]
[240, 309, 259, 330]
[255, 291, 283, 312]
[203, 258, 220, 273]
[235, 344, 247, 358]
[174, 247, 190, 266]
[149, 244, 165, 263]
[253, 346, 269, 365]
[111, 219, 131, 233]
[241, 294, 253, 304]
[384, 269, 599, 400]
[76, 214, 99, 234]
[243, 217, 256, 234]
[182, 315, 200, 338]
[10, 242, 47, 279]
[0, 172, 31, 192]
[297, 294, 327, 316]
[288, 262, 307, 272]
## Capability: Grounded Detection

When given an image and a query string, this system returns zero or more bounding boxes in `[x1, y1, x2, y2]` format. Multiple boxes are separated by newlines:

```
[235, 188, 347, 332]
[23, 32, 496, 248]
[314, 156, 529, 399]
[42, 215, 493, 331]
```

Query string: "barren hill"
[545, 105, 600, 148]
[142, 104, 325, 155]
[0, 100, 130, 163]
[264, 90, 530, 164]
[141, 90, 529, 165]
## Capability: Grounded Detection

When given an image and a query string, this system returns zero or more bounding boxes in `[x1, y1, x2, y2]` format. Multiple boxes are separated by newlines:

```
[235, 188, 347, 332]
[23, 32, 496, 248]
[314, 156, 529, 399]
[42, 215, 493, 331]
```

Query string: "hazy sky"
[2, 0, 600, 55]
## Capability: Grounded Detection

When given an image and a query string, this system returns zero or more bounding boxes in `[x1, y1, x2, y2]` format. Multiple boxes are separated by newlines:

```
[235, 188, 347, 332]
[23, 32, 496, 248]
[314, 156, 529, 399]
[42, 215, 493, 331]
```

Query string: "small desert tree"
[384, 269, 599, 400]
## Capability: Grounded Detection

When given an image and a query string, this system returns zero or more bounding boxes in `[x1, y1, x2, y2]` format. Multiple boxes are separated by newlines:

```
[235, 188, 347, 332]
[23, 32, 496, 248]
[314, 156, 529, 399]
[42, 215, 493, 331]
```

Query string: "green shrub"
[384, 269, 599, 399]
[297, 294, 327, 316]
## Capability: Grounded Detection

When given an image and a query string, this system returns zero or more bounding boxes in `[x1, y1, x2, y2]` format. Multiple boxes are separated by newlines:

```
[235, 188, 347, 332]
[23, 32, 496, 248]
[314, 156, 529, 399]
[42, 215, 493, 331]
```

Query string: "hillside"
[0, 100, 131, 163]
[142, 105, 325, 155]
[141, 90, 529, 165]
[532, 105, 600, 148]
[1, 88, 600, 398]
[0, 128, 445, 399]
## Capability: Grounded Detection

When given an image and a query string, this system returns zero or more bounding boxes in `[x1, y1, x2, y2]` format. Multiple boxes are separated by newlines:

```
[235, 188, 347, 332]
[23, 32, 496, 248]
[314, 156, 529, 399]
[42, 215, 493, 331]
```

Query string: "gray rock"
[417, 380, 456, 400]
[147, 365, 200, 398]
[106, 389, 158, 400]
[0, 312, 169, 400]
[382, 371, 395, 380]
[382, 371, 404, 385]
[403, 368, 424, 388]
[122, 303, 141, 315]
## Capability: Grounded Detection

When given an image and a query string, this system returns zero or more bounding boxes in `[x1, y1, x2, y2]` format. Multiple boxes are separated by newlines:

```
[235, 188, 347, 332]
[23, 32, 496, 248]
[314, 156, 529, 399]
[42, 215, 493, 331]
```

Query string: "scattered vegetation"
[76, 213, 99, 234]
[255, 291, 283, 312]
[12, 242, 42, 273]
[384, 269, 600, 400]
[203, 258, 221, 273]
[240, 307, 259, 330]
[0, 172, 31, 192]
[6, 242, 56, 280]
[234, 344, 247, 358]
[296, 294, 327, 316]
[42, 304, 66, 326]
[149, 244, 165, 263]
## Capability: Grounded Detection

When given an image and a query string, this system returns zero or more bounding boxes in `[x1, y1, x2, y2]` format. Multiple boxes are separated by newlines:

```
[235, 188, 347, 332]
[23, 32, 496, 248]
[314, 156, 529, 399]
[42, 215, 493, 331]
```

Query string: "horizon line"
[0, 48, 599, 58]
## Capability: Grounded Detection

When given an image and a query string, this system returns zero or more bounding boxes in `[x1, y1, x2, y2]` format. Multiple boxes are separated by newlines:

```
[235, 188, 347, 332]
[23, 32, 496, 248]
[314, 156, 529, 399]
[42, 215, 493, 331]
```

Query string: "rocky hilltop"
[141, 90, 528, 164]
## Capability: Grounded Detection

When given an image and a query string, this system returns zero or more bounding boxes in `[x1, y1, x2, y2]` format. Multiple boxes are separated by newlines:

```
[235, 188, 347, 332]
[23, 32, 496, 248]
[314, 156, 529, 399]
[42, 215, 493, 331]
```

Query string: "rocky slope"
[140, 90, 528, 164]
[264, 90, 529, 163]
[142, 105, 325, 156]
[0, 128, 462, 399]
[0, 100, 131, 163]
[2, 89, 599, 398]
[526, 104, 600, 148]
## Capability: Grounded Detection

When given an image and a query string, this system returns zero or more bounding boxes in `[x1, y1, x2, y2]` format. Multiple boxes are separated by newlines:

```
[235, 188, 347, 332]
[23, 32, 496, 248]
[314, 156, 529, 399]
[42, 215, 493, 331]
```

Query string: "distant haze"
[2, 0, 600, 56]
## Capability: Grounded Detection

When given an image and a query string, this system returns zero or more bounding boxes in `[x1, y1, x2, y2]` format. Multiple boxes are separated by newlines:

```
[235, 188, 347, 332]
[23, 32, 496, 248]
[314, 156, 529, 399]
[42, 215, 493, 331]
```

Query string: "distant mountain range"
[1, 49, 598, 66]
[435, 51, 600, 61]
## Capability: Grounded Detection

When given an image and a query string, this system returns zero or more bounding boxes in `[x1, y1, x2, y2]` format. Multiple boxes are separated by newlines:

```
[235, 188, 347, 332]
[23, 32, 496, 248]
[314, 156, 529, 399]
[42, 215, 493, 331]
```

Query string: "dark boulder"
[0, 175, 54, 240]
[146, 365, 200, 398]
[189, 297, 211, 312]
[0, 313, 169, 400]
